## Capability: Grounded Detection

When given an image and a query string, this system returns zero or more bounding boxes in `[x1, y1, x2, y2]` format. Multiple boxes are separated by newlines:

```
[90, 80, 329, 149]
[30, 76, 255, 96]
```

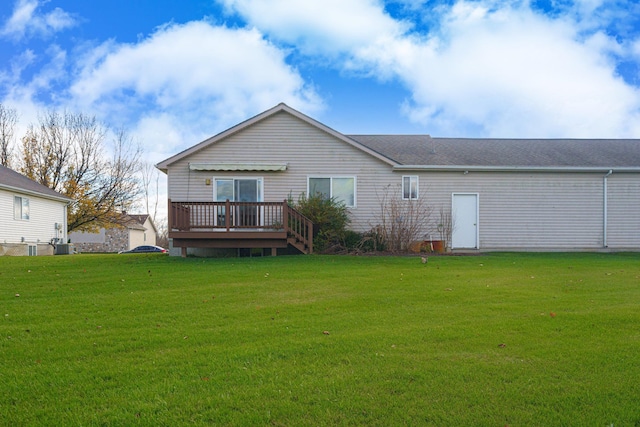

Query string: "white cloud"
[65, 21, 322, 161]
[220, 0, 409, 56]
[398, 2, 640, 137]
[0, 0, 76, 40]
[222, 0, 640, 137]
[0, 44, 69, 139]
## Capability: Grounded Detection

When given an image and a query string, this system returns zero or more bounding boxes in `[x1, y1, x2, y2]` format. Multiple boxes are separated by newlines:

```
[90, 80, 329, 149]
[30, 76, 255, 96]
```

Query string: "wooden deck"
[168, 199, 313, 256]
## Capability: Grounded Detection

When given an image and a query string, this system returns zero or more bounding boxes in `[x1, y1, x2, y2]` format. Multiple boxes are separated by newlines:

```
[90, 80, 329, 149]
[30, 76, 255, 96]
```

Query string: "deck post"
[307, 219, 313, 254]
[225, 199, 231, 231]
[283, 199, 288, 231]
[271, 247, 277, 256]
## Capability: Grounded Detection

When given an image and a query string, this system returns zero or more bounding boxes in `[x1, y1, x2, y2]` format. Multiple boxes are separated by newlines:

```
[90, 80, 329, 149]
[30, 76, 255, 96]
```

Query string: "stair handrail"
[283, 200, 313, 254]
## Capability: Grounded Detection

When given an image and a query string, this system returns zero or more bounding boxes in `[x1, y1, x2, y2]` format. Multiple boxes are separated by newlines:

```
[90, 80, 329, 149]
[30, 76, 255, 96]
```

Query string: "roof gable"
[128, 214, 157, 233]
[0, 165, 73, 202]
[155, 103, 396, 172]
[156, 103, 640, 173]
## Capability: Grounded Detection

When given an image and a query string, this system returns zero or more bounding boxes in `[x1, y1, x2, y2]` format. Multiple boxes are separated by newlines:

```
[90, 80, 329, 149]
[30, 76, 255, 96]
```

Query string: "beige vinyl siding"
[0, 189, 67, 245]
[166, 111, 394, 231]
[606, 174, 640, 248]
[166, 110, 640, 250]
[414, 172, 610, 250]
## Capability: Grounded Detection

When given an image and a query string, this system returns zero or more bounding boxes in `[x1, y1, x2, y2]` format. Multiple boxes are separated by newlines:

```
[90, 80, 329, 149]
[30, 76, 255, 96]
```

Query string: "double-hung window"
[308, 177, 356, 207]
[402, 176, 419, 200]
[14, 196, 29, 220]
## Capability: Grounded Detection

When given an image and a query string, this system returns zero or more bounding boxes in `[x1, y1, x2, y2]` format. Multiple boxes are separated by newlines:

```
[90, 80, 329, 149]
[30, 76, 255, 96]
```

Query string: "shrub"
[292, 192, 350, 253]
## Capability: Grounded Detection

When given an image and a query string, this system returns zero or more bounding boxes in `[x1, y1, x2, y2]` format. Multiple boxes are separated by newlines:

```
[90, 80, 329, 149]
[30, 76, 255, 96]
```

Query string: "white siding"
[129, 229, 146, 249]
[142, 218, 157, 246]
[0, 188, 67, 245]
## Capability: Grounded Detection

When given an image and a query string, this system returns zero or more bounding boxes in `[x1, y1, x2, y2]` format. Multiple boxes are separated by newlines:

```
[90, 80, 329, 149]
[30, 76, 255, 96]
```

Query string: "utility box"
[55, 244, 73, 255]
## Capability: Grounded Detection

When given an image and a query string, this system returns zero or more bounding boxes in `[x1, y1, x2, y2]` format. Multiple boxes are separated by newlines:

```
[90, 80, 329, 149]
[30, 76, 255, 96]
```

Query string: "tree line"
[1, 103, 146, 234]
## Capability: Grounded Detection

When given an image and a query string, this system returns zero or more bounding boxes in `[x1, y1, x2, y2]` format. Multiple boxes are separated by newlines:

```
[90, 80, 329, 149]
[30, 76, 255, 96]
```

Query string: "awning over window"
[189, 162, 287, 172]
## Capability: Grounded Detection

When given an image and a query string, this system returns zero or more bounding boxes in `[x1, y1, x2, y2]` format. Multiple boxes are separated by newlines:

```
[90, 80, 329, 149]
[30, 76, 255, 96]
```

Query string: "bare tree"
[437, 205, 455, 250]
[372, 184, 433, 252]
[0, 103, 18, 167]
[21, 110, 142, 232]
[141, 162, 160, 221]
[141, 161, 168, 245]
[155, 220, 169, 249]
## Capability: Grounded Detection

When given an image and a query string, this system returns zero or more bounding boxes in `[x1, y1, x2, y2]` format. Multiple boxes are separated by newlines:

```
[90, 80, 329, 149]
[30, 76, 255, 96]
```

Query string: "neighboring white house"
[0, 165, 72, 256]
[69, 213, 157, 253]
[156, 103, 640, 255]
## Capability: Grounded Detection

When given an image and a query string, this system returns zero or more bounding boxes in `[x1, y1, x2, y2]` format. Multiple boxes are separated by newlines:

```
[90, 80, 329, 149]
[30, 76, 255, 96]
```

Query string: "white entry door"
[451, 193, 478, 249]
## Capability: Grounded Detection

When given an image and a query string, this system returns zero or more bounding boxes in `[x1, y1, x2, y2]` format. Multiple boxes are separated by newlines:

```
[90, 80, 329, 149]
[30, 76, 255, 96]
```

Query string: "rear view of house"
[156, 103, 640, 256]
[0, 165, 72, 256]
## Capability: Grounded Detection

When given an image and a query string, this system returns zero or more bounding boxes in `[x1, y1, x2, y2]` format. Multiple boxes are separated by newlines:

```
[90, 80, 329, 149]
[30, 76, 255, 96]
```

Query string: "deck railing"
[169, 199, 313, 253]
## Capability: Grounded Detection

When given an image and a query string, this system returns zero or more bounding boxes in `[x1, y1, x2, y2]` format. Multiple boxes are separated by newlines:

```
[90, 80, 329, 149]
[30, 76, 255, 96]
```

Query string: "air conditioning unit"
[55, 244, 72, 255]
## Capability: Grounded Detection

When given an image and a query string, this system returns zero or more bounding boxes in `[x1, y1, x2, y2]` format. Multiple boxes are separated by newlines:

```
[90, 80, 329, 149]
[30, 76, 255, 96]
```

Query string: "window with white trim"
[402, 176, 419, 200]
[308, 177, 356, 207]
[14, 196, 30, 220]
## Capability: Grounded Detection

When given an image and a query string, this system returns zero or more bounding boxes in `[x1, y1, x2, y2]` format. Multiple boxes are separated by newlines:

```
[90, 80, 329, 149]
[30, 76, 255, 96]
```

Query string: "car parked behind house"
[119, 245, 167, 254]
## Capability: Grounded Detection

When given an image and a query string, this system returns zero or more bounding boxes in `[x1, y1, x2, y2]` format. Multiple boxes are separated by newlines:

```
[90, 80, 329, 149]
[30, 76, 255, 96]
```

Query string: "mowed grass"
[1, 252, 639, 426]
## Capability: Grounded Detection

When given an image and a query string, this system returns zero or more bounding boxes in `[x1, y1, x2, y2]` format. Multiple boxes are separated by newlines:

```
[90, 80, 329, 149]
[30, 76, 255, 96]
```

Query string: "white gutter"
[603, 170, 613, 248]
[393, 165, 640, 173]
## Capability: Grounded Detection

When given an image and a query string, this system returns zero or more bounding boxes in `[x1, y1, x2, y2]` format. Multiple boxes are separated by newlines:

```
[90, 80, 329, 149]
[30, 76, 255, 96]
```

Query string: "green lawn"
[1, 252, 639, 426]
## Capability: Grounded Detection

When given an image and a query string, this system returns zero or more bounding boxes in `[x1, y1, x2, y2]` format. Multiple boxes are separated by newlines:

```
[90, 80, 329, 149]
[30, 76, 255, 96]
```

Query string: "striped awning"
[189, 162, 287, 172]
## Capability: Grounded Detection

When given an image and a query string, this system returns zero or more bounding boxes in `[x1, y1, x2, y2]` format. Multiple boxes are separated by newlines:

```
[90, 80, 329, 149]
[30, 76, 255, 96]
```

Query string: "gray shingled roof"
[347, 136, 640, 169]
[127, 214, 156, 232]
[0, 165, 72, 202]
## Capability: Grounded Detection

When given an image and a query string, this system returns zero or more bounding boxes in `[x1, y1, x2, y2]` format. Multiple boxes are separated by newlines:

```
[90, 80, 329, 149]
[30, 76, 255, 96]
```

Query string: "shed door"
[452, 193, 478, 249]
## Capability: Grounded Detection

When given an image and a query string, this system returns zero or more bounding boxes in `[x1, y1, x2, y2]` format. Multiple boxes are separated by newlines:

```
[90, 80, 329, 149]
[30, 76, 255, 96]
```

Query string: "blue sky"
[2, 0, 640, 168]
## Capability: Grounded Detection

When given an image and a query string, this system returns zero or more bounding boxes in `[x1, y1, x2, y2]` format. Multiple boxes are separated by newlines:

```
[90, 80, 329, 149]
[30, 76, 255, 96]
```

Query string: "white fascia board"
[0, 184, 73, 204]
[393, 165, 640, 173]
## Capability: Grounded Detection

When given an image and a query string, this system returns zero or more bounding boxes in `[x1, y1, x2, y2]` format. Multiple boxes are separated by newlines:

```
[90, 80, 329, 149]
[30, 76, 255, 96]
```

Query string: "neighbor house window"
[308, 177, 356, 207]
[14, 196, 29, 220]
[402, 176, 419, 200]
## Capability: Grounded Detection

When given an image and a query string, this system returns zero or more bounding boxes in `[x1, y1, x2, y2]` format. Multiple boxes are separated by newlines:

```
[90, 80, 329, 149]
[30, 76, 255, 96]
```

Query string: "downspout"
[603, 170, 612, 248]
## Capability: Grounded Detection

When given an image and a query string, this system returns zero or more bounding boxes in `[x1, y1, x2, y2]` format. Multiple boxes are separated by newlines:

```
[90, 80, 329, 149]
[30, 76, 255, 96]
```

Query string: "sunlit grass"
[1, 252, 639, 425]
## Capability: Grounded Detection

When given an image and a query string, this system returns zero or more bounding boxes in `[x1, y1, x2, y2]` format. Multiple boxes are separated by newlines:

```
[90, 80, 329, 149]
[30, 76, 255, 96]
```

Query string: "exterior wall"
[165, 111, 640, 251]
[130, 219, 156, 247]
[0, 188, 67, 256]
[0, 243, 54, 256]
[69, 216, 157, 252]
[71, 226, 129, 253]
[417, 171, 612, 250]
[129, 229, 145, 248]
[69, 228, 106, 244]
[606, 174, 640, 249]
[143, 218, 157, 246]
[166, 111, 395, 232]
